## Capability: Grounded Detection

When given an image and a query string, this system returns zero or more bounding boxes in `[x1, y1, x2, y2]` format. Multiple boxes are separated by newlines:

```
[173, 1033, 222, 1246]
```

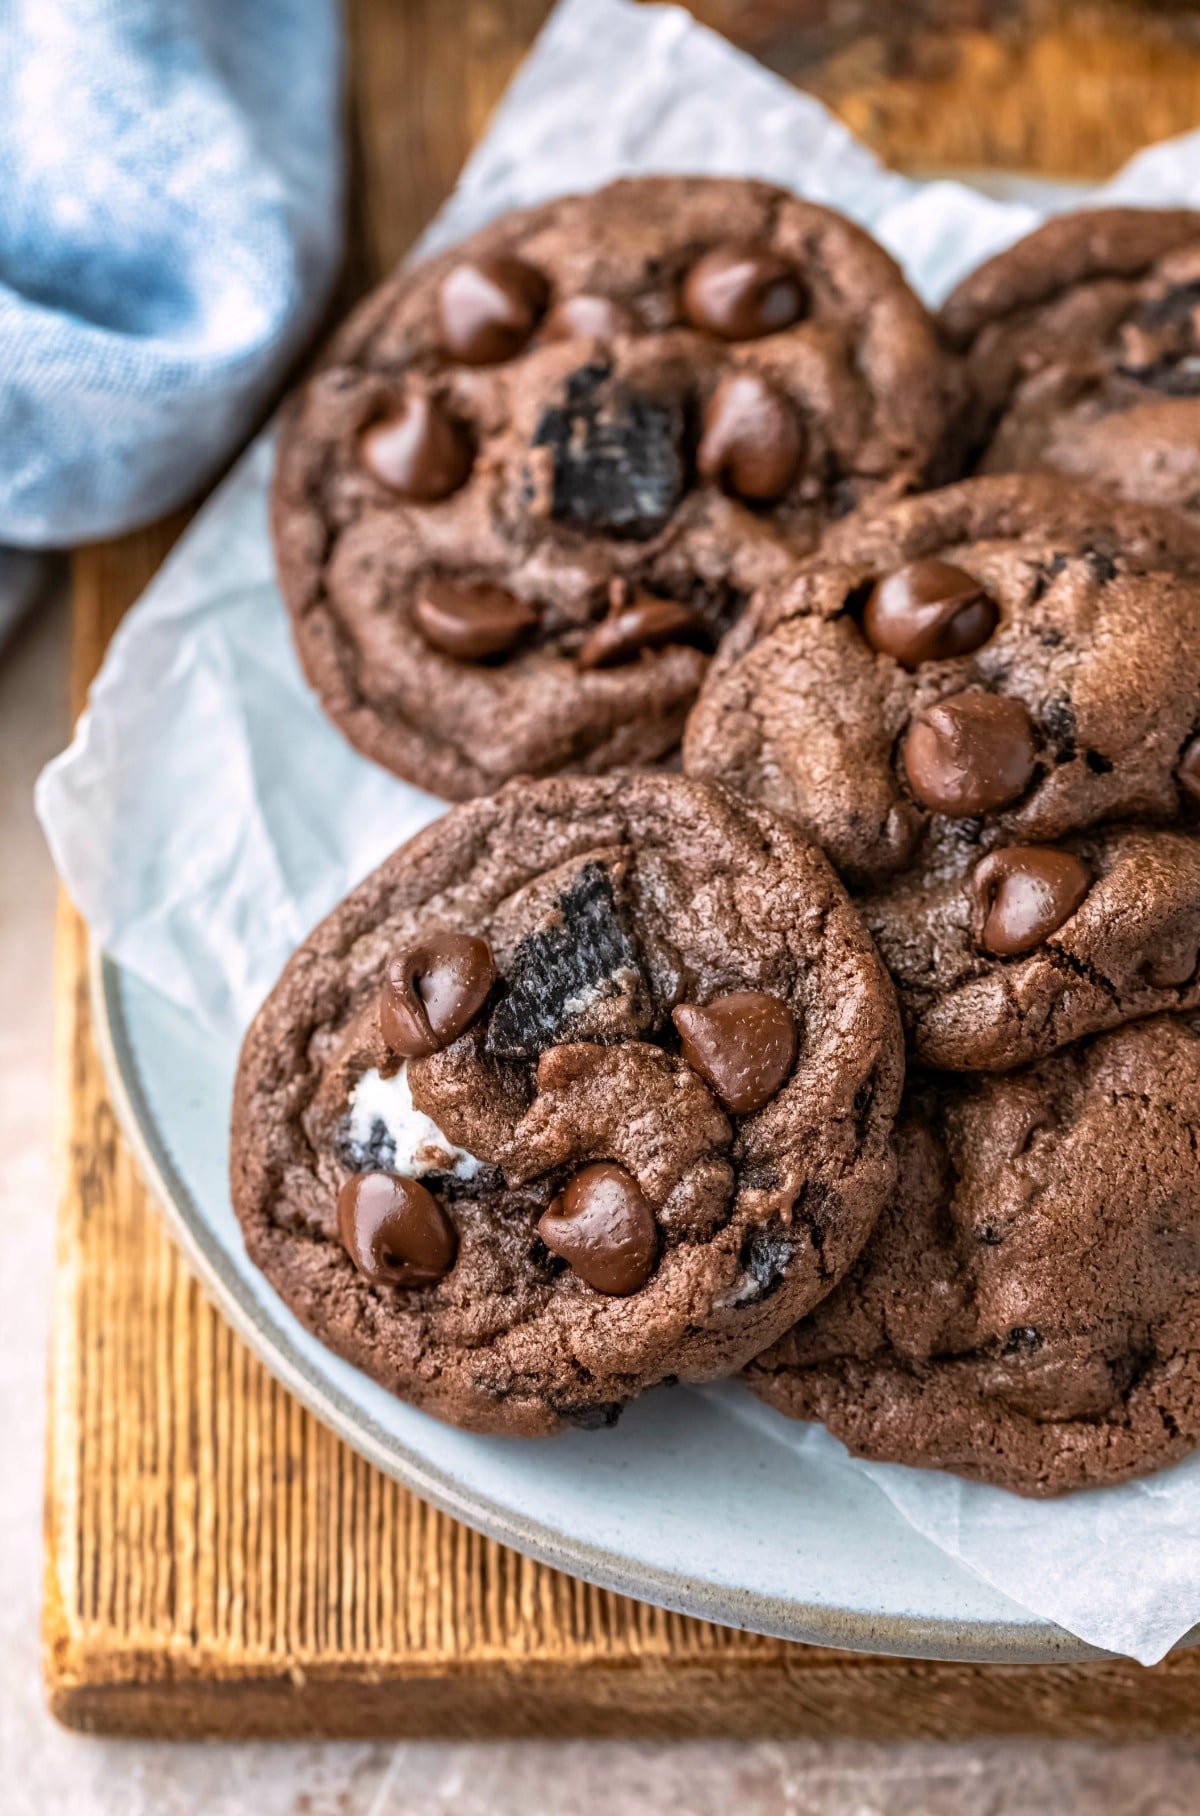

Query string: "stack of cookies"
[237, 178, 1200, 1496]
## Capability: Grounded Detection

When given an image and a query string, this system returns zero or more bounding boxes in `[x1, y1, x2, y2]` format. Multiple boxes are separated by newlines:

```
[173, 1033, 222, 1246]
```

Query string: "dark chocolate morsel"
[577, 592, 707, 669]
[903, 691, 1037, 817]
[1178, 733, 1200, 806]
[862, 559, 997, 669]
[697, 372, 803, 503]
[969, 846, 1091, 957]
[360, 396, 473, 500]
[412, 579, 539, 661]
[537, 1162, 658, 1296]
[682, 245, 804, 341]
[541, 294, 633, 342]
[381, 934, 497, 1058]
[531, 364, 687, 539]
[337, 1172, 457, 1287]
[673, 990, 798, 1114]
[437, 254, 548, 364]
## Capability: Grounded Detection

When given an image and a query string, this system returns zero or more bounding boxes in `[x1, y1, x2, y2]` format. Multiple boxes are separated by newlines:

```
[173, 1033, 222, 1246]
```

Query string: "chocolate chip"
[1004, 1325, 1043, 1355]
[902, 691, 1036, 817]
[381, 934, 496, 1059]
[537, 1162, 658, 1296]
[531, 363, 687, 539]
[438, 254, 547, 364]
[697, 372, 803, 503]
[681, 245, 804, 340]
[337, 1172, 457, 1287]
[541, 294, 633, 342]
[412, 579, 539, 661]
[360, 395, 473, 500]
[672, 990, 797, 1115]
[485, 861, 650, 1059]
[861, 559, 997, 669]
[577, 590, 707, 669]
[969, 846, 1091, 957]
[1178, 734, 1200, 806]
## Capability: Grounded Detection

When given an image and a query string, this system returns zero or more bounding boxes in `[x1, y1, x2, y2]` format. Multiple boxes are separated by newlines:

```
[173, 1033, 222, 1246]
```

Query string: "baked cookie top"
[684, 476, 1200, 1069]
[748, 1014, 1200, 1496]
[273, 176, 958, 799]
[943, 207, 1200, 516]
[231, 773, 903, 1436]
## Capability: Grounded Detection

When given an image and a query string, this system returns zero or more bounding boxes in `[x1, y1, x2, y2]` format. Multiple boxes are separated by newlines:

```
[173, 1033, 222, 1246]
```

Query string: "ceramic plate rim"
[91, 940, 1130, 1667]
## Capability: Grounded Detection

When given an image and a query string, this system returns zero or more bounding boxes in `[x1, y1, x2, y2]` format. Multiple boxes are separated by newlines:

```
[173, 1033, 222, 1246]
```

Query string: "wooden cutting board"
[43, 0, 1200, 1738]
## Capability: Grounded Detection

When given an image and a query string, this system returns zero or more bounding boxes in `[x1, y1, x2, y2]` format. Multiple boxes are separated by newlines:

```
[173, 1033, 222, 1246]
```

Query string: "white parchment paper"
[36, 0, 1200, 1663]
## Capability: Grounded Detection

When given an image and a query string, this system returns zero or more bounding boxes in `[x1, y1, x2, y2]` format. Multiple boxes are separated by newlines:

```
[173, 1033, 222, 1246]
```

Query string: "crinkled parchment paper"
[37, 0, 1200, 1664]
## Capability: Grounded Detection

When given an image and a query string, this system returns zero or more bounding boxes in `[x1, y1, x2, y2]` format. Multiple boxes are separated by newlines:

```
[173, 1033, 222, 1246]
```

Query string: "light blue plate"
[93, 947, 1106, 1664]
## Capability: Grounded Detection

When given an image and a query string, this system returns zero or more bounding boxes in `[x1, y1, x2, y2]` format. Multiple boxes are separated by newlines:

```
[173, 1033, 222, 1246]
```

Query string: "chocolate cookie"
[684, 476, 1200, 887]
[231, 773, 903, 1436]
[943, 207, 1200, 517]
[273, 176, 959, 798]
[749, 1015, 1200, 1495]
[862, 822, 1200, 1071]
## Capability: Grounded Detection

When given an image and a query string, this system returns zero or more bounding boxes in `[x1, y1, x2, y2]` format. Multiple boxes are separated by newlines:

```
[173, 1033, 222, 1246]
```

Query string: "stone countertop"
[7, 610, 1200, 1810]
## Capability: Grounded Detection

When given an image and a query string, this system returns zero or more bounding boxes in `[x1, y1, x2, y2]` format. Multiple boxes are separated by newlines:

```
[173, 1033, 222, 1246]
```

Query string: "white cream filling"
[346, 1065, 483, 1181]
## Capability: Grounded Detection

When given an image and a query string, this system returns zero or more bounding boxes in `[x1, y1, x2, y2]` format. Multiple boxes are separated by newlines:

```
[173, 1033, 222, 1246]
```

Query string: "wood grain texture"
[43, 0, 1200, 1737]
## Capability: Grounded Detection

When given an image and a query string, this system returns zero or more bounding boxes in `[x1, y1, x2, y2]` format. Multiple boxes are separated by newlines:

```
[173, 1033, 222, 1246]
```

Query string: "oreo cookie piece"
[231, 773, 903, 1436]
[529, 363, 688, 539]
[485, 858, 652, 1058]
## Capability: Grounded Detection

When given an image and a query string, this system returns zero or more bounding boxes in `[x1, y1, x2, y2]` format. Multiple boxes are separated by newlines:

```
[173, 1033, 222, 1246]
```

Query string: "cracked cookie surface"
[230, 773, 903, 1435]
[272, 176, 958, 799]
[943, 207, 1200, 519]
[748, 1015, 1200, 1495]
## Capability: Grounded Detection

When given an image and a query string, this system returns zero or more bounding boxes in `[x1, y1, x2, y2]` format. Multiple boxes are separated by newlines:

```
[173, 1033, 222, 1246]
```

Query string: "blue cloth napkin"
[0, 0, 344, 550]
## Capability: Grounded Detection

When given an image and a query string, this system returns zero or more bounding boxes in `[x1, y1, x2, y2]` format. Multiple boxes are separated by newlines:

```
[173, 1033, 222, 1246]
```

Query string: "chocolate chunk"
[360, 395, 473, 500]
[381, 934, 496, 1058]
[337, 1172, 457, 1286]
[577, 590, 707, 669]
[485, 861, 650, 1058]
[673, 990, 798, 1114]
[412, 579, 539, 661]
[682, 245, 804, 341]
[697, 372, 803, 503]
[1178, 733, 1200, 805]
[970, 846, 1091, 957]
[541, 294, 633, 342]
[903, 691, 1036, 817]
[438, 254, 548, 365]
[537, 1162, 658, 1295]
[531, 363, 687, 539]
[861, 560, 997, 669]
